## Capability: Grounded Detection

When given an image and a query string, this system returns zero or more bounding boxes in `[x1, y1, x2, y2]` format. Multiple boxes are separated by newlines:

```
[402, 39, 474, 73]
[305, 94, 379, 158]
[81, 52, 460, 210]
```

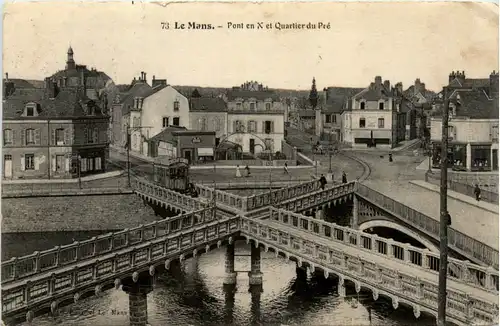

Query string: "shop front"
[71, 147, 106, 177]
[471, 144, 492, 172]
[431, 142, 467, 171]
[173, 131, 216, 165]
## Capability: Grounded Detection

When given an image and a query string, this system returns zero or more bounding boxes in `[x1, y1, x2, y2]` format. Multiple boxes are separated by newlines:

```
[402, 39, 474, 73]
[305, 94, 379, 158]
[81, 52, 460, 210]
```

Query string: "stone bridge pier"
[248, 243, 263, 286]
[121, 273, 154, 326]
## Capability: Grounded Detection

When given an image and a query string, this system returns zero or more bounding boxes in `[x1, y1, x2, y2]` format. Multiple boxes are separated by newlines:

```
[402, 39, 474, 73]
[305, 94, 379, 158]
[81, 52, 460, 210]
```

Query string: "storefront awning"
[198, 148, 214, 156]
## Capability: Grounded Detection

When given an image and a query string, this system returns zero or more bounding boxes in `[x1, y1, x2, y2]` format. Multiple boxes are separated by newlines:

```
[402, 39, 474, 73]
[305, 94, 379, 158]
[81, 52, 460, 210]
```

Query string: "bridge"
[2, 176, 498, 326]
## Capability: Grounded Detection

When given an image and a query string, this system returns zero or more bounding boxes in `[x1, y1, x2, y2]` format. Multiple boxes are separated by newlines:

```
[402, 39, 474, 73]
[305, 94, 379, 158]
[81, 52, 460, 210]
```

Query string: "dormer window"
[25, 103, 37, 117]
[174, 100, 179, 111]
[265, 102, 271, 110]
[236, 102, 242, 110]
[250, 102, 256, 111]
[360, 102, 365, 110]
[379, 102, 385, 110]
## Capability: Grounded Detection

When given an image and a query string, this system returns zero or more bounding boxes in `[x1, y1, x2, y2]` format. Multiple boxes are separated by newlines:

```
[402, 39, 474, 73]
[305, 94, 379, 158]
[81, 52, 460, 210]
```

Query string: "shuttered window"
[26, 129, 35, 145]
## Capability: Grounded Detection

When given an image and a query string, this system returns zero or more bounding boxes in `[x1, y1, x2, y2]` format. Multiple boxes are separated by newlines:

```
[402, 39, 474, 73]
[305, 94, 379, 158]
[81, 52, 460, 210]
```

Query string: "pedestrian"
[474, 184, 481, 201]
[389, 153, 393, 162]
[446, 211, 452, 226]
[319, 174, 327, 190]
[342, 171, 347, 184]
[245, 165, 251, 177]
[236, 165, 242, 178]
[284, 162, 289, 174]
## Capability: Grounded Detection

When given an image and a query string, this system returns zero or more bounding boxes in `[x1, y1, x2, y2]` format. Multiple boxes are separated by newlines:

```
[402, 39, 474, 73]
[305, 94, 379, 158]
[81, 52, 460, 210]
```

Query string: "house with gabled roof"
[429, 70, 499, 172]
[223, 81, 286, 155]
[340, 76, 406, 149]
[3, 80, 110, 180]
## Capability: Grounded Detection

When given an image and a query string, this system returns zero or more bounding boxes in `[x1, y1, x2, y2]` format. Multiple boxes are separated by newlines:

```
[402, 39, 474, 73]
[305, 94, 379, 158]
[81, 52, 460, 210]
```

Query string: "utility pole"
[328, 132, 333, 182]
[127, 125, 131, 187]
[268, 148, 272, 203]
[438, 87, 450, 326]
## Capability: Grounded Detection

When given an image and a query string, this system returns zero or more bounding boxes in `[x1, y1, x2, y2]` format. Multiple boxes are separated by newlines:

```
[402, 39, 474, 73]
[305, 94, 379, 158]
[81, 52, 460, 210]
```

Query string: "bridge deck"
[362, 180, 499, 251]
[259, 218, 498, 304]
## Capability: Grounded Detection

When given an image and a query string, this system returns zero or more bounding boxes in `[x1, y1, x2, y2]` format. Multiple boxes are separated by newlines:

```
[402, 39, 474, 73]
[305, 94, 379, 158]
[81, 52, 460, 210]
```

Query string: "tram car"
[153, 157, 190, 193]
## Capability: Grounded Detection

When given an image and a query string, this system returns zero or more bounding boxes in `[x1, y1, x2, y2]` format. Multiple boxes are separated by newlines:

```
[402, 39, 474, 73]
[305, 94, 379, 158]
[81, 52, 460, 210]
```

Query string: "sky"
[3, 2, 499, 92]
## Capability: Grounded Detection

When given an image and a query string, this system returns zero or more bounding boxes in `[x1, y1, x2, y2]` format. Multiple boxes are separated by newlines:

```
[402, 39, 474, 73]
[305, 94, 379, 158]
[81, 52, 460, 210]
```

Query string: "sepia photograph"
[1, 1, 499, 326]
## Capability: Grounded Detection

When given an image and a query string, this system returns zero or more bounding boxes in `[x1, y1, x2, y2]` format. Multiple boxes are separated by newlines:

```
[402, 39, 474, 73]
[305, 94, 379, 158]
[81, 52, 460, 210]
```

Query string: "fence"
[426, 172, 499, 205]
[356, 183, 499, 269]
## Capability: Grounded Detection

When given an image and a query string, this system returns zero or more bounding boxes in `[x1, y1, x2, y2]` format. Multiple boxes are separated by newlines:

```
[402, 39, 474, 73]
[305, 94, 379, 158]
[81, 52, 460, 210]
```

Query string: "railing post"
[12, 257, 18, 280]
[34, 251, 41, 273]
[403, 244, 410, 263]
[55, 246, 61, 267]
[387, 239, 394, 258]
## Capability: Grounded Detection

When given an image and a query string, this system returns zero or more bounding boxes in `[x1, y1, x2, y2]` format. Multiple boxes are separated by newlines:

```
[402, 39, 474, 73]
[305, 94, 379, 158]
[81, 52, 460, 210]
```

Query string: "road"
[108, 149, 366, 185]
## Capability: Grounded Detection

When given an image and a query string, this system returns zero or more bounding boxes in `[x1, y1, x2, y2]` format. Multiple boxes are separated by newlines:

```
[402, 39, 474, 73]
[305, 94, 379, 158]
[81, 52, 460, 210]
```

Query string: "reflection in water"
[11, 235, 437, 326]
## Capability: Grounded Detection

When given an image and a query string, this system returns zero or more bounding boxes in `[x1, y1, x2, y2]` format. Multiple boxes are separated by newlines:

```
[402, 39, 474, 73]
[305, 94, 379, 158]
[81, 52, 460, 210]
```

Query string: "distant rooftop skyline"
[3, 2, 498, 92]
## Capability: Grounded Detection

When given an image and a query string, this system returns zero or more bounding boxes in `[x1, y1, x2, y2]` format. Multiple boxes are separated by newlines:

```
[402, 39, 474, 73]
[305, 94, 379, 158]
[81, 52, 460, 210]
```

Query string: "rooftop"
[189, 97, 227, 112]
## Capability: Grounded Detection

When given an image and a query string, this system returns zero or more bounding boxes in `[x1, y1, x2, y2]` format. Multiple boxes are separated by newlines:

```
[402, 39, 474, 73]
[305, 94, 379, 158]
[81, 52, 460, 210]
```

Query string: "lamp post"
[126, 124, 152, 187]
[437, 87, 450, 326]
[327, 132, 333, 182]
[77, 155, 82, 189]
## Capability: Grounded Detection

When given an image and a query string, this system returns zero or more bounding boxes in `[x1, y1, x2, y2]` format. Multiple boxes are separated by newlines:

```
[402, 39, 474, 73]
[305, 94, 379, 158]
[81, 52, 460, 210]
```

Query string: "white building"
[341, 76, 406, 149]
[430, 76, 499, 172]
[224, 81, 285, 154]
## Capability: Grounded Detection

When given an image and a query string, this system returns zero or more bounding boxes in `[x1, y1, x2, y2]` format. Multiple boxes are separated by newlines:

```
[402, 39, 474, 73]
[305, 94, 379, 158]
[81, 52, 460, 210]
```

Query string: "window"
[491, 125, 499, 142]
[265, 103, 271, 110]
[26, 105, 35, 117]
[26, 129, 35, 145]
[174, 101, 179, 111]
[378, 118, 385, 128]
[81, 158, 87, 172]
[198, 118, 207, 131]
[88, 157, 94, 171]
[87, 128, 94, 144]
[56, 128, 64, 145]
[213, 118, 221, 131]
[379, 102, 385, 110]
[332, 115, 337, 124]
[360, 102, 365, 110]
[173, 117, 180, 126]
[448, 126, 456, 140]
[95, 157, 102, 170]
[265, 121, 272, 134]
[56, 155, 65, 171]
[3, 129, 12, 145]
[25, 154, 34, 170]
[248, 120, 257, 133]
[359, 118, 366, 128]
[326, 115, 331, 123]
[236, 102, 242, 110]
[250, 102, 256, 111]
[265, 138, 274, 152]
[162, 117, 169, 128]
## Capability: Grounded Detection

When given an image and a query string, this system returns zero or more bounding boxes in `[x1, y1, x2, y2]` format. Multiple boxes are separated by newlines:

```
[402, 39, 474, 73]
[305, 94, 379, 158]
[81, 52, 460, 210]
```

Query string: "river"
[4, 232, 439, 326]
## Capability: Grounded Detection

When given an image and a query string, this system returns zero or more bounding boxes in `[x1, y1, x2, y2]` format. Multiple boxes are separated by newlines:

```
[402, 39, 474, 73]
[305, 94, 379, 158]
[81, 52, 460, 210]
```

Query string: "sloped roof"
[353, 83, 392, 101]
[4, 78, 44, 89]
[448, 77, 490, 89]
[150, 126, 188, 144]
[431, 89, 498, 119]
[120, 82, 153, 115]
[403, 86, 436, 103]
[226, 89, 280, 101]
[3, 88, 106, 120]
[189, 97, 227, 112]
[322, 87, 364, 113]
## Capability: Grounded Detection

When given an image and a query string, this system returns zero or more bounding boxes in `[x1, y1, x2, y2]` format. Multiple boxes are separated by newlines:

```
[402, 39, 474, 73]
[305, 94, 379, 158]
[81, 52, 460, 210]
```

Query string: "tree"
[191, 88, 201, 98]
[309, 77, 318, 109]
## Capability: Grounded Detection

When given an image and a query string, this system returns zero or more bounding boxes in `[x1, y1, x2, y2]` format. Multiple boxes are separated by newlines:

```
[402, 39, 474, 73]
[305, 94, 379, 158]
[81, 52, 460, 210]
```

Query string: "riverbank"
[1, 193, 159, 233]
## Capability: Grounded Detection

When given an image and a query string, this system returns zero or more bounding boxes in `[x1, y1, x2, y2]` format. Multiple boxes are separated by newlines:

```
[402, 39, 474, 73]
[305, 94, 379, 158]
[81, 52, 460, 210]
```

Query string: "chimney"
[143, 73, 147, 84]
[449, 71, 456, 83]
[375, 76, 382, 85]
[383, 80, 390, 90]
[153, 75, 156, 83]
[490, 70, 499, 98]
[5, 72, 8, 81]
[48, 81, 58, 99]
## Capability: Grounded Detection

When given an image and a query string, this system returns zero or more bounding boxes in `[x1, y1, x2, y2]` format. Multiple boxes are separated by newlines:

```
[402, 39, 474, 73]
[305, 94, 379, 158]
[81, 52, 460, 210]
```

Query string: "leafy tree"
[191, 88, 201, 98]
[309, 77, 318, 109]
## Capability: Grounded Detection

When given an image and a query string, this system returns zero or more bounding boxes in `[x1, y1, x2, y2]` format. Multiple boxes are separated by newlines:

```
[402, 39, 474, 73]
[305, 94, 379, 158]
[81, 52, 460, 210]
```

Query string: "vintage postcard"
[1, 1, 498, 326]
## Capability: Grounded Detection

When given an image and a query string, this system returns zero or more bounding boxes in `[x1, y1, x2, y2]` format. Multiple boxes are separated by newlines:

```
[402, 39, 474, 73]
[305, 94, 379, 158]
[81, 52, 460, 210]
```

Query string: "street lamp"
[125, 124, 152, 187]
[327, 132, 334, 182]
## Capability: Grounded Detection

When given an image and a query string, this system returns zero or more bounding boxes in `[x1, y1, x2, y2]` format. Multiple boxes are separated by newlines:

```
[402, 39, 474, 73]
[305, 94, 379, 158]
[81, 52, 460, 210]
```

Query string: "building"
[321, 87, 364, 142]
[3, 79, 110, 180]
[139, 80, 189, 154]
[148, 127, 216, 164]
[341, 76, 405, 149]
[224, 81, 285, 155]
[402, 79, 436, 140]
[110, 72, 153, 148]
[188, 97, 228, 145]
[430, 71, 499, 171]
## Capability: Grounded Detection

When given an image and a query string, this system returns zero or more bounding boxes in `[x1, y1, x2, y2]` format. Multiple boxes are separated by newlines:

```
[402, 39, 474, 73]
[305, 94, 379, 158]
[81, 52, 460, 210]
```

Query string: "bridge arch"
[358, 220, 439, 253]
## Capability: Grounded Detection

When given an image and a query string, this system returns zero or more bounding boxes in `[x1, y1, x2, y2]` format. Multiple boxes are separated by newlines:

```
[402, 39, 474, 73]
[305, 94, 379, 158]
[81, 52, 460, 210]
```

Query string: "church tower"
[66, 46, 76, 70]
